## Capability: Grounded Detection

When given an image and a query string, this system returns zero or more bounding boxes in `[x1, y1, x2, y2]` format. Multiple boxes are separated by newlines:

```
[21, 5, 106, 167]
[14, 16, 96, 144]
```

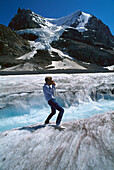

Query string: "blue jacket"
[43, 84, 55, 102]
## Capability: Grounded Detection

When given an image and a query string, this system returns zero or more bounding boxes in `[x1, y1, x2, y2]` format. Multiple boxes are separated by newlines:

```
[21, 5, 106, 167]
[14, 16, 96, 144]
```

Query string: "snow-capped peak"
[46, 10, 82, 26]
[46, 10, 92, 32]
[30, 11, 48, 28]
[16, 10, 92, 60]
[29, 9, 92, 32]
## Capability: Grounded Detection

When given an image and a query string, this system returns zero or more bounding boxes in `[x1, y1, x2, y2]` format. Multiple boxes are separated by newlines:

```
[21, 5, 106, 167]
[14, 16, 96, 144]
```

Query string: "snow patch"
[104, 65, 114, 71]
[17, 50, 37, 60]
[76, 12, 91, 32]
[2, 63, 43, 71]
[46, 59, 87, 70]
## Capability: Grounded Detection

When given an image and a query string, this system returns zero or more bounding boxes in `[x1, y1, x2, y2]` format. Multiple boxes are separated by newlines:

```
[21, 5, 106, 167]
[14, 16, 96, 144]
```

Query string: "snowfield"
[46, 10, 91, 32]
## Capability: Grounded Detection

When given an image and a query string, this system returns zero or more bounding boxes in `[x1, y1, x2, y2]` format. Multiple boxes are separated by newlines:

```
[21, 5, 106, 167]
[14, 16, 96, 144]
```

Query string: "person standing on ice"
[43, 77, 64, 126]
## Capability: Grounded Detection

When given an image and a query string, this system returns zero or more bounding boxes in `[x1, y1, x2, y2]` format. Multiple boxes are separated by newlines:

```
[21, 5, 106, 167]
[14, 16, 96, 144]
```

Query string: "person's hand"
[52, 81, 56, 86]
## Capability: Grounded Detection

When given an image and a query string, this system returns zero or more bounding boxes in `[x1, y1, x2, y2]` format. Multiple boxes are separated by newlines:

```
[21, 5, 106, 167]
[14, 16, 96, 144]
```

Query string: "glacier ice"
[0, 111, 114, 170]
[0, 73, 114, 132]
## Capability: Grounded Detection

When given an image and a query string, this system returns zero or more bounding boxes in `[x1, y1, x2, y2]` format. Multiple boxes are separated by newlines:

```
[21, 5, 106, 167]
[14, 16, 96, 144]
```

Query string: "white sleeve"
[43, 85, 55, 95]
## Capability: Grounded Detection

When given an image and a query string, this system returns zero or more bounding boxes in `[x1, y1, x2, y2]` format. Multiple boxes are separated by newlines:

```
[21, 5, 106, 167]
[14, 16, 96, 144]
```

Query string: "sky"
[0, 0, 114, 35]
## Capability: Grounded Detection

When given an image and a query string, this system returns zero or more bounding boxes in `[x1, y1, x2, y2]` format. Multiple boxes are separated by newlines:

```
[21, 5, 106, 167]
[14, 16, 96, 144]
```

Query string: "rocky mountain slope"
[0, 8, 114, 71]
[52, 27, 114, 66]
[0, 24, 31, 69]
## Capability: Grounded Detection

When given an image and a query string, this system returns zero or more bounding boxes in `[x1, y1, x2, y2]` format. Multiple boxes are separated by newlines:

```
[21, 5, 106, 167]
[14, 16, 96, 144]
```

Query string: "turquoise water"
[0, 98, 113, 132]
[0, 73, 114, 132]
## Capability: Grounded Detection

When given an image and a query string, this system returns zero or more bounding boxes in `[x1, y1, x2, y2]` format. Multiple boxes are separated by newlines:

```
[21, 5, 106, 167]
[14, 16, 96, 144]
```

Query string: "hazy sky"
[0, 0, 114, 35]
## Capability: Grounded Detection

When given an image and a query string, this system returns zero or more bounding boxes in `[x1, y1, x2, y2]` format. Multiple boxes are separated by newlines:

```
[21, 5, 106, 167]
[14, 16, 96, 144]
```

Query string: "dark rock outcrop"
[51, 27, 114, 66]
[0, 24, 31, 69]
[20, 33, 38, 41]
[27, 49, 62, 69]
[61, 28, 82, 41]
[8, 8, 46, 31]
[59, 12, 114, 48]
[86, 15, 114, 41]
[29, 49, 52, 68]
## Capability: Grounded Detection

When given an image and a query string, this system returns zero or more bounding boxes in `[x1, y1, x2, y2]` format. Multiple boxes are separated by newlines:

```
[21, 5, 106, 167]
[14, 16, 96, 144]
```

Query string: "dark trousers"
[45, 99, 64, 125]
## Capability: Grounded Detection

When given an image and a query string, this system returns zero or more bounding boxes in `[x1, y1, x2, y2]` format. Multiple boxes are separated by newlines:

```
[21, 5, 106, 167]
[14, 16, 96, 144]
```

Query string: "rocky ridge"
[8, 8, 46, 30]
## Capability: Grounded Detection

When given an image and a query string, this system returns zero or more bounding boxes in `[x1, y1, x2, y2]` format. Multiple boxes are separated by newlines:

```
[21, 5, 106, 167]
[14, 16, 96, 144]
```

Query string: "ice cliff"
[0, 111, 114, 170]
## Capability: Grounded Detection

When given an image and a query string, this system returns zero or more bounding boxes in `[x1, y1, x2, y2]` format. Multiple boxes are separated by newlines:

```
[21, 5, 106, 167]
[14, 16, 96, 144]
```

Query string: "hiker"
[43, 77, 64, 126]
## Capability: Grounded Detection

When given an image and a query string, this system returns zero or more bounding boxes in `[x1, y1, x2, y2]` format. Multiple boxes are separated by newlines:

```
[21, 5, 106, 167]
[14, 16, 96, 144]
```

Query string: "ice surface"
[16, 25, 66, 52]
[0, 73, 114, 132]
[0, 112, 114, 170]
[16, 25, 67, 63]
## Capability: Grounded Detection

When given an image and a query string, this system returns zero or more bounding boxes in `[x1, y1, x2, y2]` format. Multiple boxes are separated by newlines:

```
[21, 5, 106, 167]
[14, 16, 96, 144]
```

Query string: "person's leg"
[48, 99, 64, 126]
[56, 107, 64, 126]
[45, 107, 56, 124]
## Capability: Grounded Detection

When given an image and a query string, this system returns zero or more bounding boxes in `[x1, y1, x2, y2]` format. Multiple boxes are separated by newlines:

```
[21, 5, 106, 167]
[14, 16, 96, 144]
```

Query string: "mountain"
[0, 8, 114, 72]
[0, 24, 31, 69]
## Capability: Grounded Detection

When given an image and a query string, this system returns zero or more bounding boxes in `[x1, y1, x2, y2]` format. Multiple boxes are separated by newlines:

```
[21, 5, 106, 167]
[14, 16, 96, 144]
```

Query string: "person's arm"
[52, 84, 55, 89]
[52, 81, 56, 93]
[43, 84, 55, 95]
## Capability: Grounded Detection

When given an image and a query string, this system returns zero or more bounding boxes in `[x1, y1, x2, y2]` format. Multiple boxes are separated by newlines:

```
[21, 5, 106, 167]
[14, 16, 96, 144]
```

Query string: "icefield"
[0, 73, 114, 170]
[0, 73, 114, 132]
[0, 112, 114, 170]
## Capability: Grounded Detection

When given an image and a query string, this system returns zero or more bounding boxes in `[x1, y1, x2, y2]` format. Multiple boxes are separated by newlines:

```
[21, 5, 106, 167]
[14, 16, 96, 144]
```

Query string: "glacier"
[0, 73, 114, 170]
[0, 112, 114, 170]
[0, 73, 114, 132]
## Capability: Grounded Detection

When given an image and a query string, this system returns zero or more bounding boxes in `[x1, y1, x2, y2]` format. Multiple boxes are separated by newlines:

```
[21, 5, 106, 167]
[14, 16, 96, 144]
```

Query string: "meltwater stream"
[0, 73, 114, 132]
